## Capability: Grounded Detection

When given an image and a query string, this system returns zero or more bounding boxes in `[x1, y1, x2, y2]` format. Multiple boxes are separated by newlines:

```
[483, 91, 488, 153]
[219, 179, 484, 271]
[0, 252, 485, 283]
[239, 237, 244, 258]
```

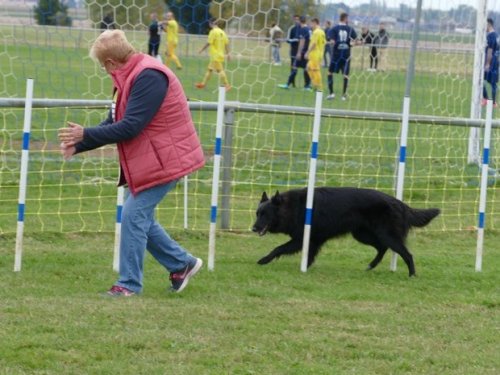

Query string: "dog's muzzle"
[252, 225, 268, 236]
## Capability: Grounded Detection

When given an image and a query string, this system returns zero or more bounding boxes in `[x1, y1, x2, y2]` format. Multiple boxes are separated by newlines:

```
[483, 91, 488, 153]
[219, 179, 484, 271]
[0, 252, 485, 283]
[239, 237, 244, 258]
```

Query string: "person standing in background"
[305, 18, 326, 91]
[374, 22, 389, 71]
[483, 17, 499, 107]
[196, 18, 231, 91]
[323, 20, 333, 67]
[148, 12, 161, 57]
[277, 15, 301, 88]
[101, 12, 115, 30]
[361, 26, 377, 71]
[162, 11, 183, 70]
[278, 15, 311, 90]
[327, 12, 358, 101]
[269, 22, 283, 65]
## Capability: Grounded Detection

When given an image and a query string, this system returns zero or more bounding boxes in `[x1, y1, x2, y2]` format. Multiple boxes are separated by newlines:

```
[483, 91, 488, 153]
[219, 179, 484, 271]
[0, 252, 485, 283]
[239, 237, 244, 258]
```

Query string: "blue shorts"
[485, 70, 498, 84]
[292, 55, 308, 69]
[329, 56, 350, 76]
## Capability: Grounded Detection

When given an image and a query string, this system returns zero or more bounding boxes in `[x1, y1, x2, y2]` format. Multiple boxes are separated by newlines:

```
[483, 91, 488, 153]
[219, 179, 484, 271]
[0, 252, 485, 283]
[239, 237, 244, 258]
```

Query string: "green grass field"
[1, 230, 499, 374]
[0, 24, 499, 374]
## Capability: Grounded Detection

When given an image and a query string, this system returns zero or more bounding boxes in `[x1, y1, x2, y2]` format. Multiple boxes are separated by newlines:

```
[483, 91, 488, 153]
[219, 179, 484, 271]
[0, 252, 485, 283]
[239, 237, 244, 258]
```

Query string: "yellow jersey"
[208, 26, 229, 63]
[165, 20, 179, 45]
[309, 28, 326, 62]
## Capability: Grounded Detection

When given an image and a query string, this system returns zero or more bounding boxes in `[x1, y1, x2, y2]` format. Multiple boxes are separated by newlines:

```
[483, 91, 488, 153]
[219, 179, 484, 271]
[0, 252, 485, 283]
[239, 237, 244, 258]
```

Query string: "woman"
[58, 30, 205, 296]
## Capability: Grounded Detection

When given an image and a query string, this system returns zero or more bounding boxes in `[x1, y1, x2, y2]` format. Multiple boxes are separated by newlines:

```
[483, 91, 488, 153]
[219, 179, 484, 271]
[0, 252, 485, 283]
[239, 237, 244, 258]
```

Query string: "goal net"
[0, 0, 498, 240]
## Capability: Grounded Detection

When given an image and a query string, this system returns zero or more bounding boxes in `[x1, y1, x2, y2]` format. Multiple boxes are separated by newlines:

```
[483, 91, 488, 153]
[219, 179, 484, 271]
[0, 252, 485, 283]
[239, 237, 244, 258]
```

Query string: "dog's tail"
[407, 207, 441, 228]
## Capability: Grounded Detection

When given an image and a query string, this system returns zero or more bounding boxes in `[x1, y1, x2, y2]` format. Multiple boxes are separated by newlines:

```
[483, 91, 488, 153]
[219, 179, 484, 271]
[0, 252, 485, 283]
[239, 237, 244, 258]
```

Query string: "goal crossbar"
[1, 98, 499, 129]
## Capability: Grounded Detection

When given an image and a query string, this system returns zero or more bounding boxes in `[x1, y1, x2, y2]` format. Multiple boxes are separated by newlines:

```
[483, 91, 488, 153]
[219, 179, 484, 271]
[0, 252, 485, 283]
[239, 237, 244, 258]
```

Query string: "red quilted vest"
[110, 53, 205, 195]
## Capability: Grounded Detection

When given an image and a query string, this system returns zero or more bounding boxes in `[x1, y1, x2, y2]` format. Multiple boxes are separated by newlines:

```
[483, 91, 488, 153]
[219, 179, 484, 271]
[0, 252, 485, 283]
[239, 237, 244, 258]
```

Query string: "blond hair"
[89, 30, 136, 64]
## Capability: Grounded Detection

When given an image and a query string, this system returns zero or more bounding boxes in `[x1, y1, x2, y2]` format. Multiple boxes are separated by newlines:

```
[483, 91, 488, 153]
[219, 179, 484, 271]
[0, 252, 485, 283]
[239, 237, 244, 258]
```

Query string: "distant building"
[455, 27, 473, 35]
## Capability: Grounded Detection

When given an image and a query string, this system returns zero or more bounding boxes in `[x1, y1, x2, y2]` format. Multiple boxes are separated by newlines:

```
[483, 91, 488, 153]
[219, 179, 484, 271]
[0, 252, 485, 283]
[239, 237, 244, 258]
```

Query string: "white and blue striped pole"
[391, 0, 423, 272]
[14, 78, 34, 272]
[391, 96, 411, 271]
[475, 99, 493, 272]
[112, 186, 124, 272]
[301, 91, 323, 273]
[183, 175, 188, 229]
[208, 86, 226, 271]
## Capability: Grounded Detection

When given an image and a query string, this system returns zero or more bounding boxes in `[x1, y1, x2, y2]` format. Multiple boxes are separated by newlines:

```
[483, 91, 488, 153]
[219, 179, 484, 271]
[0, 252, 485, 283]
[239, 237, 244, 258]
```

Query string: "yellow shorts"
[307, 59, 321, 71]
[208, 61, 224, 72]
[166, 43, 177, 56]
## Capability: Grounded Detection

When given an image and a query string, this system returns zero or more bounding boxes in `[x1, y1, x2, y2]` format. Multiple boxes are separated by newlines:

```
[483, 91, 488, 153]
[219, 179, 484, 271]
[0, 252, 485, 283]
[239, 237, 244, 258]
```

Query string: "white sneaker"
[341, 95, 347, 101]
[326, 93, 335, 100]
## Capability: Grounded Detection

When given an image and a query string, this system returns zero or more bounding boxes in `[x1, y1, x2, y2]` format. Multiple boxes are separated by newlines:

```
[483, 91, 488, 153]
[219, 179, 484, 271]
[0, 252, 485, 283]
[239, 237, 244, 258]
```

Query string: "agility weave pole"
[300, 91, 323, 273]
[391, 95, 410, 272]
[475, 99, 493, 272]
[390, 0, 423, 272]
[14, 79, 34, 272]
[208, 86, 226, 271]
[112, 186, 124, 273]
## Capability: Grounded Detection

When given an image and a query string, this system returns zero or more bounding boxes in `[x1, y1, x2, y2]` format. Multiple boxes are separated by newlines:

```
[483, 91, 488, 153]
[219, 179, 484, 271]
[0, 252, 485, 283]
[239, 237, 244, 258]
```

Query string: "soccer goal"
[0, 0, 498, 273]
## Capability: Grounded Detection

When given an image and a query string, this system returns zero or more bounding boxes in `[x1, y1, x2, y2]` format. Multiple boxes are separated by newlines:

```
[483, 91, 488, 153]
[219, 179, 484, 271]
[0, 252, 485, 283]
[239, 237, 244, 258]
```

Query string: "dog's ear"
[260, 192, 269, 203]
[271, 190, 282, 205]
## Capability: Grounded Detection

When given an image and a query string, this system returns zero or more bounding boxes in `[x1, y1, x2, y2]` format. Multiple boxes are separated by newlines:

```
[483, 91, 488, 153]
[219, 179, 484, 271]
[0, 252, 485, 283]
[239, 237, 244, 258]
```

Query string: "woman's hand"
[60, 142, 76, 161]
[58, 122, 84, 147]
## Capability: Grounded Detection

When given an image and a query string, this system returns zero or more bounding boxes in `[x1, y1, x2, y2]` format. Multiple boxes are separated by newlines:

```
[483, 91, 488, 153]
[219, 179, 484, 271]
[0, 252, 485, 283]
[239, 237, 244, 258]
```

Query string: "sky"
[324, 0, 500, 12]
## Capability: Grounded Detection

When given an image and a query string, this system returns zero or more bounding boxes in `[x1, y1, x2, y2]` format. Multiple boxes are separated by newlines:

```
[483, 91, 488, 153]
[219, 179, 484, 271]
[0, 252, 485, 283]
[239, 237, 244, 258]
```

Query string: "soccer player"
[305, 18, 326, 92]
[327, 13, 358, 101]
[483, 18, 499, 107]
[163, 12, 182, 70]
[323, 20, 333, 67]
[148, 12, 160, 57]
[278, 16, 312, 90]
[281, 15, 301, 87]
[196, 18, 231, 91]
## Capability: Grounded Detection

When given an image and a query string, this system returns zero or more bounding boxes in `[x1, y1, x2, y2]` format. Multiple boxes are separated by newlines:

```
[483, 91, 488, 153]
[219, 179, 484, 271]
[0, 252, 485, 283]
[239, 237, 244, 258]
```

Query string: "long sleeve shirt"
[75, 69, 168, 154]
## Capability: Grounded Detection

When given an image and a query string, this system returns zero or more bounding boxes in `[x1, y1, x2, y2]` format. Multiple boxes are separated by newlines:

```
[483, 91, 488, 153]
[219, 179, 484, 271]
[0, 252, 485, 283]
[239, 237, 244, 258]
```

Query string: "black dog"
[252, 187, 440, 276]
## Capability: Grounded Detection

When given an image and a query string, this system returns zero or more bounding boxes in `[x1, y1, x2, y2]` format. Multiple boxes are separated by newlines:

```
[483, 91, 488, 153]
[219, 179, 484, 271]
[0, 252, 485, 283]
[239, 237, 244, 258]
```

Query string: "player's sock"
[311, 70, 322, 91]
[304, 70, 311, 88]
[202, 70, 212, 85]
[309, 70, 316, 89]
[288, 68, 298, 86]
[327, 75, 333, 94]
[343, 77, 349, 95]
[308, 70, 315, 89]
[219, 71, 229, 86]
[172, 55, 182, 68]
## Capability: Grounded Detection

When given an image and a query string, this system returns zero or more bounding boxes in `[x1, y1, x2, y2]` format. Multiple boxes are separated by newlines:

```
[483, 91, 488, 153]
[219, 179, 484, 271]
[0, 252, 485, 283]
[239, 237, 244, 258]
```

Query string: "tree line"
[36, 1, 484, 34]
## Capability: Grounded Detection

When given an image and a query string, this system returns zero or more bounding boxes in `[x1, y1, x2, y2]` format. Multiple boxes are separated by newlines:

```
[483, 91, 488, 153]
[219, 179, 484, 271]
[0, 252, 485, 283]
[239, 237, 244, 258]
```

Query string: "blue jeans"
[272, 44, 281, 63]
[115, 181, 195, 293]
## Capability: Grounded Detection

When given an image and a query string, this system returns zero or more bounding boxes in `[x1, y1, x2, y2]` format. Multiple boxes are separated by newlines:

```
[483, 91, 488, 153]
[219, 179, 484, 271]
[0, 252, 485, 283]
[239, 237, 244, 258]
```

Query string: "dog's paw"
[366, 265, 374, 271]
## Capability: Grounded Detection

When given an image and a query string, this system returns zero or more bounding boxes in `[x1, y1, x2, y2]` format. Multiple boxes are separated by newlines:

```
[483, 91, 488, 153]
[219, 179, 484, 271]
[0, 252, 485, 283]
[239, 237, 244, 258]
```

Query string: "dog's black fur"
[252, 187, 440, 276]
